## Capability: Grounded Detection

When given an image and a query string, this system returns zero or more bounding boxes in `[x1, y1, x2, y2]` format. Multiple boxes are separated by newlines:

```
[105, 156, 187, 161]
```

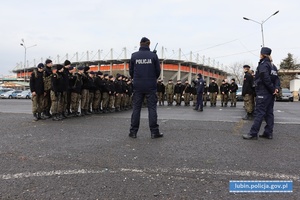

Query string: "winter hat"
[260, 47, 272, 56]
[45, 59, 52, 64]
[64, 60, 71, 66]
[37, 63, 44, 69]
[56, 64, 64, 71]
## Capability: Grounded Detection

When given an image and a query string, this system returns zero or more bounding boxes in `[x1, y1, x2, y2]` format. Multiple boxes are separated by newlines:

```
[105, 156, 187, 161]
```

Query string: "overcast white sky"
[1, 0, 299, 76]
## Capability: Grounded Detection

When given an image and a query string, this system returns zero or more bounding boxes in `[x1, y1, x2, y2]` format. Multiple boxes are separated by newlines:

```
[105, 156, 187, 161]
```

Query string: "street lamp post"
[20, 39, 37, 82]
[243, 10, 279, 47]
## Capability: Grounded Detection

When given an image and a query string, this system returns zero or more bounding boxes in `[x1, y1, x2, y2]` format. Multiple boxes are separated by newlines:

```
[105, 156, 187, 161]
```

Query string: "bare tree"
[227, 62, 253, 85]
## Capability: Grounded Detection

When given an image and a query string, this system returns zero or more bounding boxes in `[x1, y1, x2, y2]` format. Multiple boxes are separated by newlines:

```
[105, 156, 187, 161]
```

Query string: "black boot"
[33, 113, 38, 121]
[230, 103, 233, 107]
[37, 113, 45, 120]
[225, 103, 227, 107]
[242, 113, 253, 120]
[221, 103, 223, 107]
[234, 103, 236, 107]
[204, 102, 206, 107]
[52, 114, 60, 121]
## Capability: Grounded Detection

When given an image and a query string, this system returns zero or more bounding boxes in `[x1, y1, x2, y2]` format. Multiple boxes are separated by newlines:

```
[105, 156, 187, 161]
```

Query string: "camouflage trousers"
[93, 90, 101, 110]
[157, 92, 164, 104]
[210, 93, 217, 104]
[114, 94, 123, 109]
[102, 92, 109, 109]
[43, 90, 51, 112]
[109, 95, 115, 109]
[81, 89, 89, 110]
[50, 91, 63, 114]
[32, 94, 44, 113]
[230, 92, 237, 104]
[175, 93, 181, 104]
[62, 91, 71, 113]
[121, 94, 127, 108]
[244, 94, 254, 113]
[70, 92, 81, 113]
[126, 94, 132, 107]
[221, 93, 228, 104]
[193, 94, 197, 105]
[88, 92, 95, 111]
[183, 93, 190, 104]
[166, 93, 174, 104]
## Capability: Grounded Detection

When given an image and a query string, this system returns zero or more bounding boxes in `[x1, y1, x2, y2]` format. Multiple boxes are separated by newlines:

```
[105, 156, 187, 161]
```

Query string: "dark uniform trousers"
[130, 91, 159, 135]
[249, 94, 274, 136]
[195, 93, 203, 110]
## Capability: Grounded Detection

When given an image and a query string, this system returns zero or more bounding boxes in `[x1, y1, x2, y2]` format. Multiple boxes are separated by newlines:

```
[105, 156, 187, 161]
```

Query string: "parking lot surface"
[0, 99, 299, 199]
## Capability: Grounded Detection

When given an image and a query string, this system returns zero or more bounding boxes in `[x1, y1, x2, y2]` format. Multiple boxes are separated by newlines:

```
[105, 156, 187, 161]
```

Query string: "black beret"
[109, 75, 113, 78]
[68, 66, 74, 71]
[84, 66, 90, 72]
[260, 47, 272, 56]
[197, 73, 202, 77]
[37, 63, 44, 69]
[89, 71, 95, 75]
[56, 64, 64, 71]
[243, 65, 251, 69]
[140, 37, 150, 43]
[97, 71, 103, 76]
[45, 59, 52, 64]
[104, 74, 109, 77]
[77, 66, 84, 70]
[64, 60, 71, 66]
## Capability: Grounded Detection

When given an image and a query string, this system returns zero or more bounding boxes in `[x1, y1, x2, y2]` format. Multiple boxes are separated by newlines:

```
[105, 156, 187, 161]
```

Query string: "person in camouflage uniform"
[81, 66, 90, 115]
[30, 63, 45, 121]
[70, 66, 83, 117]
[62, 60, 71, 118]
[183, 80, 192, 106]
[208, 78, 219, 107]
[220, 79, 230, 107]
[165, 79, 174, 106]
[88, 71, 96, 113]
[50, 65, 64, 121]
[107, 75, 116, 112]
[229, 78, 238, 107]
[157, 79, 165, 106]
[93, 71, 104, 113]
[43, 59, 53, 118]
[114, 74, 124, 112]
[101, 74, 110, 113]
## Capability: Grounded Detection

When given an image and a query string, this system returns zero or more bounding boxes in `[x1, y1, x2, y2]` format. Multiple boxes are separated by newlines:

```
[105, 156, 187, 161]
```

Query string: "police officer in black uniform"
[243, 47, 280, 140]
[129, 37, 162, 139]
[193, 73, 205, 112]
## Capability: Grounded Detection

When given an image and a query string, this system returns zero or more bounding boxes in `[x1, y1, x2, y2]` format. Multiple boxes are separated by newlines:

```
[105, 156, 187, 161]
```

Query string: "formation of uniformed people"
[29, 59, 133, 121]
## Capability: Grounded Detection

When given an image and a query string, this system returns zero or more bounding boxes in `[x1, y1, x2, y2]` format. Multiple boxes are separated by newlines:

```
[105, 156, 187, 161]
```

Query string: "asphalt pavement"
[0, 99, 299, 199]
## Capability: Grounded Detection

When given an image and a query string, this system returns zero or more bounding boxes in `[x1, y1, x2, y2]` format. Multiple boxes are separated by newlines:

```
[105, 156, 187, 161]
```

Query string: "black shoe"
[129, 132, 137, 138]
[151, 132, 163, 139]
[33, 113, 38, 121]
[259, 134, 273, 139]
[242, 134, 258, 140]
[199, 108, 203, 112]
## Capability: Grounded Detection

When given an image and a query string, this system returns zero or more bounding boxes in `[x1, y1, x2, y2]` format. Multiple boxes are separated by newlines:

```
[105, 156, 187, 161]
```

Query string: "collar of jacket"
[259, 56, 271, 64]
[139, 46, 150, 51]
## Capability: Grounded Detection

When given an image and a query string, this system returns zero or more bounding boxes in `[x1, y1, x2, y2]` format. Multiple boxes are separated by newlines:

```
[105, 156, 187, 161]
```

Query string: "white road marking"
[1, 167, 299, 181]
